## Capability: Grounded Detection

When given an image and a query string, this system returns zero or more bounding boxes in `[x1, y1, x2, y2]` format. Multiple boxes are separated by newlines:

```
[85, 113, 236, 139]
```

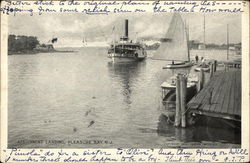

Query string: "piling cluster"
[174, 60, 218, 128]
[174, 74, 187, 127]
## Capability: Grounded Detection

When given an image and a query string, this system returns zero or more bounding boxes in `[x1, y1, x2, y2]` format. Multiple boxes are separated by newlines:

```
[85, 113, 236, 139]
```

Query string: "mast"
[114, 33, 115, 55]
[185, 20, 190, 62]
[113, 26, 116, 54]
[187, 22, 190, 62]
[135, 32, 138, 43]
[83, 37, 87, 45]
[203, 14, 206, 54]
[203, 14, 206, 47]
[227, 24, 229, 60]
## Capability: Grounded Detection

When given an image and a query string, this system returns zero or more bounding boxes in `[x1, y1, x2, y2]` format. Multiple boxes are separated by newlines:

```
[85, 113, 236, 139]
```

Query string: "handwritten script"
[1, 148, 249, 162]
[0, 0, 247, 16]
[1, 0, 248, 163]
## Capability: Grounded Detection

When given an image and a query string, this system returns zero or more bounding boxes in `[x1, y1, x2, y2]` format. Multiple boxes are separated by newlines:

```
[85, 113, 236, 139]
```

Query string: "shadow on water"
[107, 61, 146, 108]
[157, 114, 241, 145]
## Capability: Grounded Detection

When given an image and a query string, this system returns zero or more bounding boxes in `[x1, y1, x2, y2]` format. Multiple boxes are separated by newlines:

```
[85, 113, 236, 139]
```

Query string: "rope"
[167, 114, 175, 124]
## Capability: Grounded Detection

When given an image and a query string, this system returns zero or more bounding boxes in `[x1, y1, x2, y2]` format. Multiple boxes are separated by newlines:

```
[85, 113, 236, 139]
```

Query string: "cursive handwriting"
[2, 148, 249, 162]
[0, 0, 246, 16]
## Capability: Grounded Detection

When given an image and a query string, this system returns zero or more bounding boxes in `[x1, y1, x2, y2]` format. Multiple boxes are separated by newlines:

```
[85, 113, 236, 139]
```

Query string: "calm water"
[8, 48, 240, 148]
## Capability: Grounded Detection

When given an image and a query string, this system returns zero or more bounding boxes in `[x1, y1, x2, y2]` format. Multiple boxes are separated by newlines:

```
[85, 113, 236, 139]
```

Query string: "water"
[8, 48, 240, 148]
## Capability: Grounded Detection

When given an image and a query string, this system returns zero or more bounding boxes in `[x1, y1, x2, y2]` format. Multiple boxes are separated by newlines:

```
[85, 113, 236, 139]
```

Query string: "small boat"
[163, 62, 193, 69]
[161, 74, 198, 110]
[107, 19, 147, 63]
[152, 13, 193, 68]
[194, 14, 210, 73]
[82, 37, 87, 46]
[160, 74, 198, 125]
[82, 36, 108, 47]
[194, 66, 210, 72]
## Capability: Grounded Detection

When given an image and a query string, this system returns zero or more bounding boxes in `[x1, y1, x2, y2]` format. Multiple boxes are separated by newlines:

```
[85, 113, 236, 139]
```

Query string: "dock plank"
[209, 72, 226, 112]
[198, 72, 226, 112]
[188, 70, 241, 121]
[238, 71, 241, 116]
[220, 71, 234, 114]
[188, 74, 217, 108]
[227, 71, 236, 115]
[200, 76, 219, 111]
[234, 71, 241, 116]
[213, 71, 232, 114]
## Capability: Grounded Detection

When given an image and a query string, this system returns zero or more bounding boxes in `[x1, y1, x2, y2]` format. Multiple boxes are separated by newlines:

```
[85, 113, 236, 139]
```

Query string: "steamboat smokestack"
[125, 19, 128, 39]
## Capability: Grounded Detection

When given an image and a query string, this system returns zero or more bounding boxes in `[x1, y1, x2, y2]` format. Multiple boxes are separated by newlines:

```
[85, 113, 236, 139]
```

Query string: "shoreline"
[8, 49, 76, 55]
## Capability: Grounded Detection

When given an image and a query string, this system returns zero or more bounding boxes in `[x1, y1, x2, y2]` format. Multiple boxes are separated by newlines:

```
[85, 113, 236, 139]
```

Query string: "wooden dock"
[217, 60, 241, 68]
[187, 70, 241, 122]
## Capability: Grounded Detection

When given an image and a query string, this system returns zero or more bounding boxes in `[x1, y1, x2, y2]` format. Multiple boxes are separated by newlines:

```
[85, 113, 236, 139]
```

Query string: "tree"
[8, 35, 40, 53]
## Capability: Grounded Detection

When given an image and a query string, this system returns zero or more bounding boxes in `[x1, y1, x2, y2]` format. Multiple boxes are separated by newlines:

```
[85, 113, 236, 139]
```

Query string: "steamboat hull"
[109, 55, 146, 63]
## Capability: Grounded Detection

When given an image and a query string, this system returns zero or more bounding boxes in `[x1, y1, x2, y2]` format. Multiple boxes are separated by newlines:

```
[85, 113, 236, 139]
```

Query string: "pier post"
[180, 75, 187, 128]
[213, 60, 217, 72]
[209, 63, 214, 79]
[198, 69, 204, 91]
[174, 74, 181, 127]
[208, 89, 213, 105]
[224, 63, 227, 71]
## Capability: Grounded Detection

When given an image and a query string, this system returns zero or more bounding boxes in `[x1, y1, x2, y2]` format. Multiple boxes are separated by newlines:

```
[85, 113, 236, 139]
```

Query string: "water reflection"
[157, 114, 241, 144]
[157, 114, 192, 142]
[8, 49, 240, 148]
[107, 61, 146, 108]
[9, 56, 40, 81]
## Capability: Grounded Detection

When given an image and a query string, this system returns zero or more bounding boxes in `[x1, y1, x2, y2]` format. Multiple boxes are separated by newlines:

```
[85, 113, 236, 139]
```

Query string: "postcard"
[1, 0, 249, 162]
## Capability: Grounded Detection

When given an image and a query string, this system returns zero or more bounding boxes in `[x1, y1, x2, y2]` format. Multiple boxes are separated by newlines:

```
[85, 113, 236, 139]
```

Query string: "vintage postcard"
[1, 0, 249, 162]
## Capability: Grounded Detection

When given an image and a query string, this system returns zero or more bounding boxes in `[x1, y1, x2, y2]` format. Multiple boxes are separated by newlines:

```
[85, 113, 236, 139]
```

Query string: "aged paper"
[1, 0, 249, 162]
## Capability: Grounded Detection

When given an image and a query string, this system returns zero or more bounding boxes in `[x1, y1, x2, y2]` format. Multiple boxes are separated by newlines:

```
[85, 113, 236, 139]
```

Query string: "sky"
[9, 13, 241, 47]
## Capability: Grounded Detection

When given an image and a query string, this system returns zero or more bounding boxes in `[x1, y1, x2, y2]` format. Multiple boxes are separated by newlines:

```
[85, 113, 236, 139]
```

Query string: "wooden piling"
[198, 69, 204, 91]
[224, 63, 227, 71]
[209, 63, 214, 79]
[213, 60, 217, 72]
[208, 89, 213, 105]
[180, 75, 187, 128]
[174, 74, 181, 127]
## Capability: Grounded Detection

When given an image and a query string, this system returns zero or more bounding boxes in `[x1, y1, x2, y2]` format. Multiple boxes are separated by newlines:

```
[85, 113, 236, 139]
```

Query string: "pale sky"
[9, 13, 241, 47]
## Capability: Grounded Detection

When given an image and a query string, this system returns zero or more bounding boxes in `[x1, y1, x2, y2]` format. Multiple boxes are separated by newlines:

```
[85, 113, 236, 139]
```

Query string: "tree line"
[8, 35, 40, 54]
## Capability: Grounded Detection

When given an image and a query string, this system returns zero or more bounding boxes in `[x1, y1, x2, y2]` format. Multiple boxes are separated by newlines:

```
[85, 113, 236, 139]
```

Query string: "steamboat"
[107, 19, 147, 62]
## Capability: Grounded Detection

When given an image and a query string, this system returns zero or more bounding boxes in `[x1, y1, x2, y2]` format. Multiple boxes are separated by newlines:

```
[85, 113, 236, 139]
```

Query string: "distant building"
[198, 43, 206, 50]
[143, 40, 161, 50]
[188, 40, 200, 49]
[234, 43, 241, 51]
[229, 46, 236, 50]
[35, 44, 54, 51]
[229, 43, 241, 55]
